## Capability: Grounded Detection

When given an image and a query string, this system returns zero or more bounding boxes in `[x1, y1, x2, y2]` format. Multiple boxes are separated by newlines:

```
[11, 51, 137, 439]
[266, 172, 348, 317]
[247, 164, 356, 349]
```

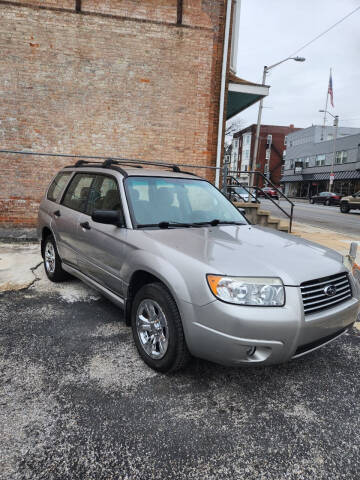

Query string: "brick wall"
[0, 0, 226, 226]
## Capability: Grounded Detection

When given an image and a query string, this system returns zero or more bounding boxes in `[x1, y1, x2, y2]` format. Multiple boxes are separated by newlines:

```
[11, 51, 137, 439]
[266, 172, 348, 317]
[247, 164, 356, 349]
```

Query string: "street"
[260, 200, 360, 237]
[1, 253, 360, 480]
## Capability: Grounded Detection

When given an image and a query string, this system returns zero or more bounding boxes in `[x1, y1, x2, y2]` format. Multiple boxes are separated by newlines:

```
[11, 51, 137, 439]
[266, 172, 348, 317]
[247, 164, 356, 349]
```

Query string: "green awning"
[227, 75, 269, 120]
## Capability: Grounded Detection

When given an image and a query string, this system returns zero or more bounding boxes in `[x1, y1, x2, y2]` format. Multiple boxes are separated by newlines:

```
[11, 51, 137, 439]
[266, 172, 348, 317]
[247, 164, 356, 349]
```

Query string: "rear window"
[47, 172, 71, 202]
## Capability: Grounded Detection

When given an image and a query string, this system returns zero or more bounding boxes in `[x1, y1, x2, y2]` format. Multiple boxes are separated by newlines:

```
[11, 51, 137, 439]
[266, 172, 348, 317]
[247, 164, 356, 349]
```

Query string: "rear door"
[56, 172, 98, 267]
[42, 171, 75, 265]
[76, 174, 128, 298]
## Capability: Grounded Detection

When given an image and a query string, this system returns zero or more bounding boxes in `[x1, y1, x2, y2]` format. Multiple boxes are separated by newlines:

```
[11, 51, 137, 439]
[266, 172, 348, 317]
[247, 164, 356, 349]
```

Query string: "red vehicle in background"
[258, 187, 279, 200]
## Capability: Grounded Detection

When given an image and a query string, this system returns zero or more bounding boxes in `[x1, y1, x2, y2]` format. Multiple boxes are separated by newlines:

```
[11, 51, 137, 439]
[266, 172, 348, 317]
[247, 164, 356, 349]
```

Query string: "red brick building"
[232, 124, 301, 187]
[0, 0, 270, 226]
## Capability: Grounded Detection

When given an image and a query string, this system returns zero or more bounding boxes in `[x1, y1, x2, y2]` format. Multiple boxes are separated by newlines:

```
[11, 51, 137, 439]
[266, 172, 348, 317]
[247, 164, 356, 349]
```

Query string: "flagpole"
[321, 68, 330, 141]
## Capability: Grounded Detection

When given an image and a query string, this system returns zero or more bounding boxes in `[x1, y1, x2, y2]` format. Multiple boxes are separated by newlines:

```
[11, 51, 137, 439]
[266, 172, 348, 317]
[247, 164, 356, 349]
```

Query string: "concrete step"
[233, 201, 290, 233]
[266, 217, 280, 230]
[278, 221, 290, 233]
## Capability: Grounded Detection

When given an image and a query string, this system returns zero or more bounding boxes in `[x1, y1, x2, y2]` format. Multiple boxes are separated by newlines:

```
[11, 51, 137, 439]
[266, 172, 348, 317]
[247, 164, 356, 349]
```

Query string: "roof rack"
[66, 158, 197, 176]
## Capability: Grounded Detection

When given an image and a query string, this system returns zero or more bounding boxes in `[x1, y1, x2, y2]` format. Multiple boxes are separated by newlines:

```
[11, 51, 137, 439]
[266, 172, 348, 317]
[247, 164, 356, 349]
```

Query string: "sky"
[231, 0, 360, 131]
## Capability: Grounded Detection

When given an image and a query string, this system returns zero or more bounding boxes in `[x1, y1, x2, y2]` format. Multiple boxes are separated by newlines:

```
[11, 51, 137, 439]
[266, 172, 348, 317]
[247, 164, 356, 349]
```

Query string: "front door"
[76, 174, 127, 298]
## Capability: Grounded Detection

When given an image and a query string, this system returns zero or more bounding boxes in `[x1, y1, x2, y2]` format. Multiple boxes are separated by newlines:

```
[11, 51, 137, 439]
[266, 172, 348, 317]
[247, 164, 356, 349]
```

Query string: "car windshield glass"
[234, 187, 248, 194]
[125, 177, 247, 227]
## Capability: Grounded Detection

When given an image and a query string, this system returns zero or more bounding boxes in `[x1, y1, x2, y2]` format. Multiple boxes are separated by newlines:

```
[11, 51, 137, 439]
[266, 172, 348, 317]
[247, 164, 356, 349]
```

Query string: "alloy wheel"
[136, 299, 169, 359]
[45, 241, 56, 274]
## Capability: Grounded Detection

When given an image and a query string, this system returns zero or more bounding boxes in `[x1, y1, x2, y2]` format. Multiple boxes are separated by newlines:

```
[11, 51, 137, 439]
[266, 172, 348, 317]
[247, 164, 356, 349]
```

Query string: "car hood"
[142, 225, 345, 286]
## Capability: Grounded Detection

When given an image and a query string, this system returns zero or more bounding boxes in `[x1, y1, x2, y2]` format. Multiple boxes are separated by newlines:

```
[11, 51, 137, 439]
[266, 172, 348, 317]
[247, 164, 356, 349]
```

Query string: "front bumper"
[179, 284, 360, 366]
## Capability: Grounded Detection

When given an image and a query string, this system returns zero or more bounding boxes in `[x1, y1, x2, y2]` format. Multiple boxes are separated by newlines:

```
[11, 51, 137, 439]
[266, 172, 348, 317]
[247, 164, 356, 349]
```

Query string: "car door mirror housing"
[92, 210, 125, 227]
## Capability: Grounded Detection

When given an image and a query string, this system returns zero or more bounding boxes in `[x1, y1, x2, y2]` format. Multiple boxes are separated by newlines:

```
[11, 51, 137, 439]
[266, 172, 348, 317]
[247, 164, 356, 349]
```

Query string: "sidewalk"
[292, 221, 359, 261]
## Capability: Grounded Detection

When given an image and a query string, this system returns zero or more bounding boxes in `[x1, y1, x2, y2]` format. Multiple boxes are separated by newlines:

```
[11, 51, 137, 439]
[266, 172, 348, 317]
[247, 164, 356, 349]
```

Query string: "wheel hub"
[44, 242, 56, 274]
[136, 299, 169, 359]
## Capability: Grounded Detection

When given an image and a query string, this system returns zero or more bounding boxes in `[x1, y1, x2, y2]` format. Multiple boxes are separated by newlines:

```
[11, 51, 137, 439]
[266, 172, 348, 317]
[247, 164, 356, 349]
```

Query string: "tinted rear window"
[47, 172, 71, 202]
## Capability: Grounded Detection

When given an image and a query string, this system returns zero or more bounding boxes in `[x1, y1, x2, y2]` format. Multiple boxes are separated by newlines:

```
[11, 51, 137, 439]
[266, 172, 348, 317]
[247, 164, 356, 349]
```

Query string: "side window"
[86, 175, 122, 215]
[47, 172, 71, 202]
[61, 173, 96, 213]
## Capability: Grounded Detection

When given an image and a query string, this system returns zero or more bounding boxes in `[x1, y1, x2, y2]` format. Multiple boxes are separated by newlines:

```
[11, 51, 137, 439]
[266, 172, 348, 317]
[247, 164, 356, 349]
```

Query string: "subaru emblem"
[324, 285, 337, 297]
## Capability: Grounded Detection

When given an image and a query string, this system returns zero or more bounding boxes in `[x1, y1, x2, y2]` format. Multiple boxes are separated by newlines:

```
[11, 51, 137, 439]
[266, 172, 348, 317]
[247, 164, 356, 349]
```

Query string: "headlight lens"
[207, 275, 285, 306]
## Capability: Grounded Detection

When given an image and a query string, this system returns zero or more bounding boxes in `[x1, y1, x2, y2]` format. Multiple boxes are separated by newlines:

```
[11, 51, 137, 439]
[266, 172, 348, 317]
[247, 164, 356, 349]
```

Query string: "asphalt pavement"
[1, 258, 360, 480]
[260, 200, 360, 237]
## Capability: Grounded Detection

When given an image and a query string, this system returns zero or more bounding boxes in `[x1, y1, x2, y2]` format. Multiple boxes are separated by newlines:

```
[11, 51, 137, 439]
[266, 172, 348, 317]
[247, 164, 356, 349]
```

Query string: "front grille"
[300, 272, 352, 315]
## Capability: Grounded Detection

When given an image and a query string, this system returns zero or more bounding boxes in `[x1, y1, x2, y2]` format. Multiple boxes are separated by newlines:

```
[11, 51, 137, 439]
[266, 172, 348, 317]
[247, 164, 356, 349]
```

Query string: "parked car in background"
[228, 186, 250, 203]
[258, 187, 279, 200]
[340, 191, 360, 213]
[38, 161, 360, 372]
[310, 192, 342, 206]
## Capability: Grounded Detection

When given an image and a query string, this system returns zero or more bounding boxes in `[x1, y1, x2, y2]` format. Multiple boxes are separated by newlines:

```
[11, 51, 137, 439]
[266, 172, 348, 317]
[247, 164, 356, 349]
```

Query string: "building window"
[315, 154, 326, 166]
[304, 157, 310, 168]
[243, 134, 251, 145]
[284, 136, 287, 146]
[335, 151, 348, 164]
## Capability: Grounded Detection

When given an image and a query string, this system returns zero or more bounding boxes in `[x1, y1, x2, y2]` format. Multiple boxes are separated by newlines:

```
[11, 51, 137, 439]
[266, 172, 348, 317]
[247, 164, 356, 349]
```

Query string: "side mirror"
[91, 210, 125, 227]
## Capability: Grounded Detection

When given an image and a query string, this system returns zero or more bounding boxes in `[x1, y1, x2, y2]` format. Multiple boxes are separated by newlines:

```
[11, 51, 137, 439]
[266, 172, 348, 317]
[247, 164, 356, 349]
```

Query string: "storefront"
[281, 170, 360, 197]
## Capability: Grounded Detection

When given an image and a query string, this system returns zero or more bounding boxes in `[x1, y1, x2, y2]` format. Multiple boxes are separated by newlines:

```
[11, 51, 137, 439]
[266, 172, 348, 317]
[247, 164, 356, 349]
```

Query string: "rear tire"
[131, 283, 190, 373]
[340, 202, 350, 213]
[43, 235, 69, 282]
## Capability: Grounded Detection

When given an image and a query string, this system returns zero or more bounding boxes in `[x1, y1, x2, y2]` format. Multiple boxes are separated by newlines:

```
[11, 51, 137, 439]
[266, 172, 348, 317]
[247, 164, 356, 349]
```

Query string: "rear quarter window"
[47, 172, 71, 202]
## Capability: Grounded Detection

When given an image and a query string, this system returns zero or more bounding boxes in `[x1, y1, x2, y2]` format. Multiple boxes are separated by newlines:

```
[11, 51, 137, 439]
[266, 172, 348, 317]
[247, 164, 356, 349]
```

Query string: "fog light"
[247, 346, 256, 357]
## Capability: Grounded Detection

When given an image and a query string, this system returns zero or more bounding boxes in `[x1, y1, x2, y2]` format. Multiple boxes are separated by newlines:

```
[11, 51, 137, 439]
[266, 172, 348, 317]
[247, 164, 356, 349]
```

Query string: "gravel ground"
[1, 264, 360, 480]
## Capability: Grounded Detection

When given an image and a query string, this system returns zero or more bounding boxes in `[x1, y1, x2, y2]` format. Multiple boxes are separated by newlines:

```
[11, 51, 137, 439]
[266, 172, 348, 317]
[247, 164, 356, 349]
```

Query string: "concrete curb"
[0, 228, 38, 243]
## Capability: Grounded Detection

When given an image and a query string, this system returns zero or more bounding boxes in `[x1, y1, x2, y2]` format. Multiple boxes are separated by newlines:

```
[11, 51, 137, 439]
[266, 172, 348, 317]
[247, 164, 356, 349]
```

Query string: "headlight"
[207, 275, 285, 306]
[352, 263, 360, 284]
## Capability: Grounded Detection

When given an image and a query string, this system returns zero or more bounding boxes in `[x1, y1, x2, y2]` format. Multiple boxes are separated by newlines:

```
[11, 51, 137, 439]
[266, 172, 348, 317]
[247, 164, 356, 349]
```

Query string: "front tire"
[325, 199, 330, 206]
[131, 283, 190, 372]
[340, 202, 350, 213]
[310, 198, 315, 204]
[43, 235, 69, 282]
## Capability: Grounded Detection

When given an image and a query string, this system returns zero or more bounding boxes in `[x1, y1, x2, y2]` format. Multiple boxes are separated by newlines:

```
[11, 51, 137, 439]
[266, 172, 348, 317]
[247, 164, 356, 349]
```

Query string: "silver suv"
[38, 160, 360, 372]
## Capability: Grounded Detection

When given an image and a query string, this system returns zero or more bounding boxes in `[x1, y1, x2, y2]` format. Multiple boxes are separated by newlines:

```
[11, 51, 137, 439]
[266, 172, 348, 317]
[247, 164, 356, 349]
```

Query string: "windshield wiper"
[158, 221, 195, 229]
[193, 219, 245, 226]
[137, 221, 195, 229]
[136, 220, 246, 229]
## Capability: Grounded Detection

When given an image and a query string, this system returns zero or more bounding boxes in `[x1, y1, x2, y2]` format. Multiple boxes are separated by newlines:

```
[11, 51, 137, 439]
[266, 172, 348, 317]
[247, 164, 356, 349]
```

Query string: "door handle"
[53, 210, 61, 217]
[80, 221, 91, 230]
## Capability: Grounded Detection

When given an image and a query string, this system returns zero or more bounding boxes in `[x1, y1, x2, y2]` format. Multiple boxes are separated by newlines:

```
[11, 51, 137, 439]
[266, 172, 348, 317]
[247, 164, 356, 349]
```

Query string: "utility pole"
[329, 115, 339, 192]
[250, 56, 305, 189]
[251, 66, 267, 188]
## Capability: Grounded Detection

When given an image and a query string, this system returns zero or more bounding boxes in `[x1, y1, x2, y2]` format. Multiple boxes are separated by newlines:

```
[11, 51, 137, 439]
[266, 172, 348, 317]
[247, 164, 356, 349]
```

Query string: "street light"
[319, 109, 339, 193]
[250, 56, 306, 187]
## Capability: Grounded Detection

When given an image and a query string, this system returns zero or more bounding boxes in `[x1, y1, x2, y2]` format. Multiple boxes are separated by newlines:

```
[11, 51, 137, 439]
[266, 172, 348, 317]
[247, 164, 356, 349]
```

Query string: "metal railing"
[224, 169, 295, 232]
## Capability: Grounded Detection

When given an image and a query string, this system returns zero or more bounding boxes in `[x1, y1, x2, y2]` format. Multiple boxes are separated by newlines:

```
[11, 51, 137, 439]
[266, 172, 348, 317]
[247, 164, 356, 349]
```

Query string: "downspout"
[215, 0, 232, 188]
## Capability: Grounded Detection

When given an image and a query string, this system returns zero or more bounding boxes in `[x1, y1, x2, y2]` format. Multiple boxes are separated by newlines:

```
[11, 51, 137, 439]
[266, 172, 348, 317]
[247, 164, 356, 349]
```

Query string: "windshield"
[125, 177, 247, 227]
[234, 187, 248, 195]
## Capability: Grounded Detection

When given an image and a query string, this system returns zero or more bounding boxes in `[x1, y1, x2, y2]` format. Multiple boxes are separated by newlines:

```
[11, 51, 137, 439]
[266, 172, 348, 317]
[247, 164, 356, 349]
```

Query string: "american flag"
[328, 70, 334, 107]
